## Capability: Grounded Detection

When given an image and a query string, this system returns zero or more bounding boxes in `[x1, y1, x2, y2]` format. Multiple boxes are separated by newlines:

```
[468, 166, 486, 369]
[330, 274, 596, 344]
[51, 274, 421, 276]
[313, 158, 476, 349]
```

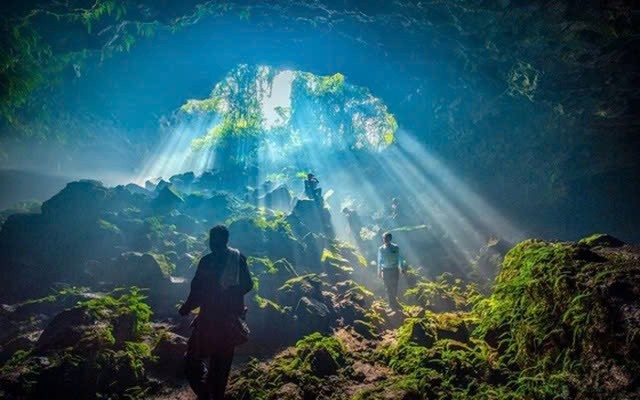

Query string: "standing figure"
[304, 173, 322, 201]
[179, 225, 253, 400]
[377, 232, 406, 310]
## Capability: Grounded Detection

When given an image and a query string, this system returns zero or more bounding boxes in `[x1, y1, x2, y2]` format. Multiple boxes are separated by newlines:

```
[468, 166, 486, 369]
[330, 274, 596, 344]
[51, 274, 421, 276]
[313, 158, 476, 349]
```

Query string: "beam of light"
[394, 131, 524, 242]
[134, 116, 218, 185]
[260, 70, 294, 129]
[277, 120, 525, 278]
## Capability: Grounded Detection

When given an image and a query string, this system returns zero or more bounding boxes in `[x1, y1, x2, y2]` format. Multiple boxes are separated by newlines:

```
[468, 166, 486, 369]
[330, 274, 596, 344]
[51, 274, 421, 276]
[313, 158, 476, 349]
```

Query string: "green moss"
[254, 208, 293, 236]
[578, 233, 624, 248]
[404, 273, 478, 312]
[294, 332, 348, 370]
[1, 288, 156, 398]
[253, 295, 287, 313]
[473, 238, 638, 397]
[79, 287, 152, 339]
[149, 252, 176, 276]
[98, 219, 121, 234]
[326, 240, 368, 269]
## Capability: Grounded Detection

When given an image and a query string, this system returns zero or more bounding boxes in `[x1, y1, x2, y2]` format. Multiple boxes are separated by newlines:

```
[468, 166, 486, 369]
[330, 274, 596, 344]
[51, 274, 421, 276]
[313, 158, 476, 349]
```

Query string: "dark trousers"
[185, 348, 234, 400]
[382, 268, 400, 308]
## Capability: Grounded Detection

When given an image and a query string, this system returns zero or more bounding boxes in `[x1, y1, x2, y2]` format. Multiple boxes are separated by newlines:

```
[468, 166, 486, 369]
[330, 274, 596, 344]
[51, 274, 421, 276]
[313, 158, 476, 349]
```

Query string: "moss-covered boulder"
[228, 332, 350, 399]
[475, 238, 640, 398]
[0, 288, 156, 399]
[578, 233, 625, 248]
[151, 186, 184, 212]
[228, 214, 304, 262]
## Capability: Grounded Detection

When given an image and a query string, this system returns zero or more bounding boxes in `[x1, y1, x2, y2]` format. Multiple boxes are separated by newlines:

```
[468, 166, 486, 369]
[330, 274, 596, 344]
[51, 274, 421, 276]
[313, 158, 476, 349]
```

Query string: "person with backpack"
[179, 225, 253, 400]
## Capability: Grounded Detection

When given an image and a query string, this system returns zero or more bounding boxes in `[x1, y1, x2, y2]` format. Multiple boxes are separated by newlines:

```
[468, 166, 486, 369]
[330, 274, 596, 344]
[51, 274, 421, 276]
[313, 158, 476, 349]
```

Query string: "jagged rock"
[252, 258, 297, 299]
[107, 252, 169, 286]
[144, 179, 158, 191]
[294, 296, 332, 335]
[262, 185, 292, 212]
[475, 239, 513, 279]
[169, 172, 196, 192]
[301, 232, 331, 269]
[245, 298, 296, 352]
[277, 274, 325, 307]
[183, 192, 234, 223]
[352, 320, 376, 339]
[228, 217, 304, 261]
[436, 321, 468, 343]
[288, 199, 334, 238]
[124, 183, 150, 196]
[150, 332, 188, 381]
[309, 347, 339, 377]
[35, 307, 93, 352]
[154, 179, 171, 192]
[41, 180, 108, 221]
[151, 186, 184, 211]
[0, 334, 37, 363]
[409, 321, 435, 348]
[579, 233, 625, 248]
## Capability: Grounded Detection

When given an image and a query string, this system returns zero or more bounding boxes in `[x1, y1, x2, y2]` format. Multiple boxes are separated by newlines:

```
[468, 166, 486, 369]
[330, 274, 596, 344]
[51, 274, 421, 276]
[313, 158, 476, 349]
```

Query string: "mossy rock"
[352, 319, 377, 340]
[277, 273, 326, 306]
[474, 238, 640, 397]
[578, 233, 625, 248]
[0, 288, 155, 399]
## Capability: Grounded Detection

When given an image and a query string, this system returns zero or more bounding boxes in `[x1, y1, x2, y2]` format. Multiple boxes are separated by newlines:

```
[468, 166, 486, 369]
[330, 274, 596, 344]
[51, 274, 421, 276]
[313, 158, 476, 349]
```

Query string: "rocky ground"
[0, 170, 638, 399]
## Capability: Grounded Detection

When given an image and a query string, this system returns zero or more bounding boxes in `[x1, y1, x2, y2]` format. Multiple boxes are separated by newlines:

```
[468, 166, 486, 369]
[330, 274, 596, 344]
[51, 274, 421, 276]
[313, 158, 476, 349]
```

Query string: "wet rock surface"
[0, 171, 637, 399]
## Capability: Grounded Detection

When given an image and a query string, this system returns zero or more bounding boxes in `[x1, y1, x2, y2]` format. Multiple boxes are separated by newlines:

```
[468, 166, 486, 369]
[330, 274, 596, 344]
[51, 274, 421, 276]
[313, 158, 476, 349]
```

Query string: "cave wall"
[1, 0, 638, 241]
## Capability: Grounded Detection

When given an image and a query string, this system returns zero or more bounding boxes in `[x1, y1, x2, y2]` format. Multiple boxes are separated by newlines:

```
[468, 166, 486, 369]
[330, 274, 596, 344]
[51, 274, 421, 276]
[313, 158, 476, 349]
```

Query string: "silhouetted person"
[377, 232, 405, 310]
[390, 197, 400, 219]
[342, 206, 363, 241]
[179, 225, 253, 400]
[304, 173, 322, 201]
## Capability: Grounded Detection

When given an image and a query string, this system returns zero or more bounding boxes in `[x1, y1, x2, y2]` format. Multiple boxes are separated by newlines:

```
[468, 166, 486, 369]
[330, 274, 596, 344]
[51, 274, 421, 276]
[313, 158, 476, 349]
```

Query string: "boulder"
[35, 307, 93, 352]
[41, 180, 108, 221]
[352, 320, 376, 339]
[294, 296, 333, 335]
[169, 172, 196, 192]
[149, 332, 188, 381]
[287, 199, 334, 238]
[309, 346, 339, 377]
[124, 183, 151, 197]
[262, 185, 292, 212]
[228, 217, 304, 262]
[151, 186, 184, 211]
[0, 334, 37, 364]
[578, 233, 625, 248]
[107, 252, 170, 286]
[277, 274, 326, 307]
[183, 192, 234, 223]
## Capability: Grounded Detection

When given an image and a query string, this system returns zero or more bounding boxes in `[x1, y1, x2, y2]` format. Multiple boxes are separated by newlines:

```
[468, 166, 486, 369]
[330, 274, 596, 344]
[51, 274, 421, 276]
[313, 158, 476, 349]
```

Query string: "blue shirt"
[377, 243, 402, 273]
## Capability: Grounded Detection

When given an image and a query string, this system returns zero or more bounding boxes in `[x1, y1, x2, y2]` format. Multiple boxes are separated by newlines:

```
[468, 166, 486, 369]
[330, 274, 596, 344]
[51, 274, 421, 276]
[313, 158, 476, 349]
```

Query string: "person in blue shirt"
[377, 231, 406, 310]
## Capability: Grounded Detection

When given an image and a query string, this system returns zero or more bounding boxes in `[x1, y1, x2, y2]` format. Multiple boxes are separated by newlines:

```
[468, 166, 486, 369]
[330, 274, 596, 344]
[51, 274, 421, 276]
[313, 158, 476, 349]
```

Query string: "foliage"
[1, 1, 253, 132]
[293, 332, 348, 371]
[278, 273, 325, 292]
[474, 239, 639, 398]
[227, 333, 349, 399]
[148, 252, 176, 276]
[79, 287, 152, 338]
[179, 64, 398, 168]
[253, 208, 293, 236]
[577, 233, 624, 248]
[404, 273, 479, 312]
[0, 288, 156, 399]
